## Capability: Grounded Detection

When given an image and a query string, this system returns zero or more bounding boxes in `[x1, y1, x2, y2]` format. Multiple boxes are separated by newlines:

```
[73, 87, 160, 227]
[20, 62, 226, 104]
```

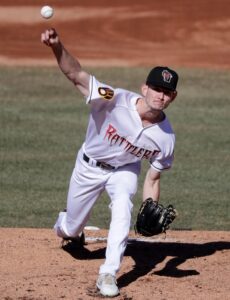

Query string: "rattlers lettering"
[104, 124, 160, 159]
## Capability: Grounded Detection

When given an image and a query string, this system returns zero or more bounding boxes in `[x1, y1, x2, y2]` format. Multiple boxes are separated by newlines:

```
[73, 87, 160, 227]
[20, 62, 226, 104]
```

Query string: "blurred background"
[0, 0, 229, 230]
[1, 0, 230, 68]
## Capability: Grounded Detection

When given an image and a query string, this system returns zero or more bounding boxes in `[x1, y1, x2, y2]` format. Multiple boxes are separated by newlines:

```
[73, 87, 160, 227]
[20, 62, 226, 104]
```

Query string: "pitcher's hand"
[41, 28, 59, 47]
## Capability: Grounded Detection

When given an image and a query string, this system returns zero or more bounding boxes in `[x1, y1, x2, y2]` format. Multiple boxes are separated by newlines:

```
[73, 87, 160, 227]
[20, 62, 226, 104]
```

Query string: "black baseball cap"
[146, 66, 178, 91]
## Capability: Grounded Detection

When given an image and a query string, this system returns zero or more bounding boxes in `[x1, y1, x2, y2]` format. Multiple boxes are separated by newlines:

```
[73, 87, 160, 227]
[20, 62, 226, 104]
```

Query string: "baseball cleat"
[61, 231, 85, 247]
[96, 273, 120, 297]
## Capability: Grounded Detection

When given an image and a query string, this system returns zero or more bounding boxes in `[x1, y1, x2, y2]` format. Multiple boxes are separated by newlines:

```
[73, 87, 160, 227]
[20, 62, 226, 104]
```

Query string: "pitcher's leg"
[54, 155, 106, 238]
[99, 195, 133, 276]
[100, 163, 140, 275]
[54, 173, 101, 238]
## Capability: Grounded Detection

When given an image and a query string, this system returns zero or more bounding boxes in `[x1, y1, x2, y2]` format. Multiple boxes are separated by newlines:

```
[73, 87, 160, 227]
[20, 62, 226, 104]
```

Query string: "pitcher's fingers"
[41, 32, 50, 46]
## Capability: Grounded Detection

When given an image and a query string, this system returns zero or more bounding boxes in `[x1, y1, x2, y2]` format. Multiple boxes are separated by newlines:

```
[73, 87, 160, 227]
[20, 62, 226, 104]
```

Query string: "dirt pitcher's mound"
[0, 228, 229, 300]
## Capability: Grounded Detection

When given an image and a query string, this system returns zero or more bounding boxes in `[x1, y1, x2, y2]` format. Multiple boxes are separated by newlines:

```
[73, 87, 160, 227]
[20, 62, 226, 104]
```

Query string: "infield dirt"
[1, 229, 230, 300]
[0, 0, 229, 299]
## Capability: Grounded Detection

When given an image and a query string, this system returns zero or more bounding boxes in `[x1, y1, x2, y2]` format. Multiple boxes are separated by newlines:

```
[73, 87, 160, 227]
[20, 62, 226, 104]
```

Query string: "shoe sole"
[96, 284, 119, 297]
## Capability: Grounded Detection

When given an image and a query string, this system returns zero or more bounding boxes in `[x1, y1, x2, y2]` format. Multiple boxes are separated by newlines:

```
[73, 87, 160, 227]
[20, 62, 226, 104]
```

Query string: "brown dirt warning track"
[0, 0, 230, 68]
[0, 0, 230, 299]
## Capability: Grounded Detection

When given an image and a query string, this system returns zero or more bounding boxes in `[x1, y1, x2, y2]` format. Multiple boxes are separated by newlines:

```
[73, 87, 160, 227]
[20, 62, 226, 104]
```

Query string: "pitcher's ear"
[141, 84, 148, 96]
[171, 91, 178, 102]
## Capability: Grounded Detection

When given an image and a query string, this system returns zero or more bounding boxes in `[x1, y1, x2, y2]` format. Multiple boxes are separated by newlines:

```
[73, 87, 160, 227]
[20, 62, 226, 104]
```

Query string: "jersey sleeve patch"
[98, 87, 114, 100]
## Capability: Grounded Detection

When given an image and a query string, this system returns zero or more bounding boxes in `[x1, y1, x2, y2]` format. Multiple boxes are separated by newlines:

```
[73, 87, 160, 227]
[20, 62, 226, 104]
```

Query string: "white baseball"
[40, 6, 54, 19]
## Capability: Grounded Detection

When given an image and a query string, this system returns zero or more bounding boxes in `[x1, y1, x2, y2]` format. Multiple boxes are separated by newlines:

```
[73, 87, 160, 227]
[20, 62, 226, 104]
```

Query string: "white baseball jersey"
[82, 76, 175, 172]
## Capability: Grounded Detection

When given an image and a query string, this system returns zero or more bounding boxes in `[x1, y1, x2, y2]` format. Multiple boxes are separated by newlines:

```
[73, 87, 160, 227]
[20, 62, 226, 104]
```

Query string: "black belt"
[83, 153, 115, 170]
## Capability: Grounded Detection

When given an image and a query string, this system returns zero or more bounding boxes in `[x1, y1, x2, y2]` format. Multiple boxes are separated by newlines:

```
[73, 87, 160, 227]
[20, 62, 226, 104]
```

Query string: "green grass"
[0, 66, 229, 230]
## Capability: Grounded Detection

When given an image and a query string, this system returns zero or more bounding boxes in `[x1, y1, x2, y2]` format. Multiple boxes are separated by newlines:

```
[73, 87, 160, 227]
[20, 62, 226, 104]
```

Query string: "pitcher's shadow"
[62, 239, 230, 288]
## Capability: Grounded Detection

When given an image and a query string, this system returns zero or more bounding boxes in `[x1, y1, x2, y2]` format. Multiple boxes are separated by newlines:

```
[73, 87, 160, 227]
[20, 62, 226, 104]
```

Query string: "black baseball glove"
[135, 198, 178, 236]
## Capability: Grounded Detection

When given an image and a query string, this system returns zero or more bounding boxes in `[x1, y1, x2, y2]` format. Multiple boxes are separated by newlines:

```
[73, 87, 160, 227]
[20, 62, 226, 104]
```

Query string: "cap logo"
[162, 70, 173, 83]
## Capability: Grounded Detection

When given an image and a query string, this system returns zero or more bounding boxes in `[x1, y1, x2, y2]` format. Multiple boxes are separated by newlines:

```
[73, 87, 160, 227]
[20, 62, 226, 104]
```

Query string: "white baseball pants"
[54, 147, 140, 276]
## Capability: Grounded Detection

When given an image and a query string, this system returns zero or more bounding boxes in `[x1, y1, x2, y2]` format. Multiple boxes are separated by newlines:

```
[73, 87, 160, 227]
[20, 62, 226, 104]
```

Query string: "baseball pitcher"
[41, 28, 179, 297]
